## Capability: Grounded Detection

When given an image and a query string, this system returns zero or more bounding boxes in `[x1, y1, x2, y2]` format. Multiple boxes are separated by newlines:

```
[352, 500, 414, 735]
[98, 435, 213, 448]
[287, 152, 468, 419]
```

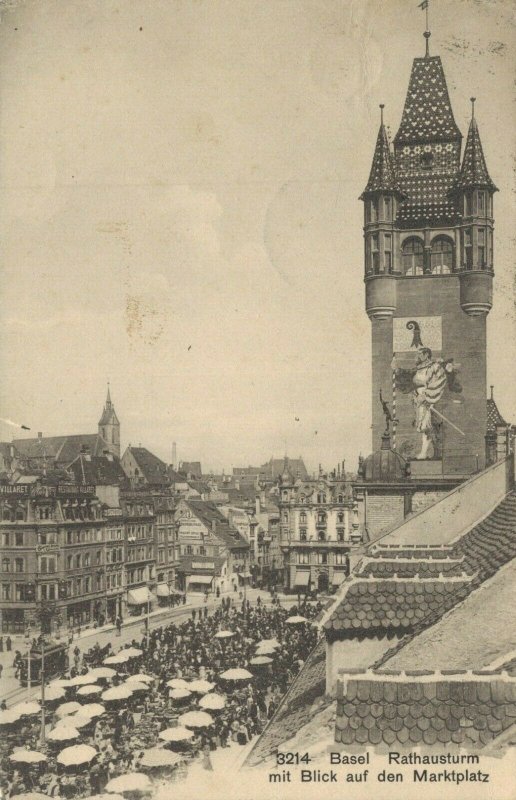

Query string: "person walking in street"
[6, 635, 12, 652]
[0, 635, 3, 652]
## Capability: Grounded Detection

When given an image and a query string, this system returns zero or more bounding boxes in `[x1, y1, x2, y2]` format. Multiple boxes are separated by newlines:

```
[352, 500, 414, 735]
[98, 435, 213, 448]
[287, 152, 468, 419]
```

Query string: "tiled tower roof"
[455, 115, 498, 192]
[394, 56, 462, 146]
[361, 121, 402, 198]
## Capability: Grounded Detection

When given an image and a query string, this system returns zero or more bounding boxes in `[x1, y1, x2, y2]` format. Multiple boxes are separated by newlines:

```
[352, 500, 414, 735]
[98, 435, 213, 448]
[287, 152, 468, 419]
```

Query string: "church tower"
[98, 384, 120, 458]
[362, 31, 496, 476]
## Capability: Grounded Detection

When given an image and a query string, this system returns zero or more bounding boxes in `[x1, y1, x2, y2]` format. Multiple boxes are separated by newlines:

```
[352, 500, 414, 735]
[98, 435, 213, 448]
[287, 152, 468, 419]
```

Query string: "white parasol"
[214, 630, 235, 639]
[55, 701, 82, 718]
[87, 667, 117, 680]
[44, 686, 67, 702]
[139, 748, 183, 769]
[188, 679, 214, 694]
[101, 685, 133, 702]
[56, 744, 97, 767]
[166, 678, 189, 690]
[68, 674, 97, 687]
[105, 772, 152, 794]
[0, 708, 22, 725]
[250, 655, 273, 666]
[9, 750, 47, 764]
[47, 725, 81, 742]
[121, 647, 143, 658]
[77, 684, 103, 697]
[50, 678, 73, 688]
[13, 701, 41, 717]
[219, 668, 253, 681]
[78, 703, 106, 718]
[178, 710, 214, 729]
[158, 726, 194, 743]
[198, 693, 226, 711]
[286, 615, 308, 624]
[126, 673, 153, 684]
[169, 688, 191, 701]
[103, 653, 130, 665]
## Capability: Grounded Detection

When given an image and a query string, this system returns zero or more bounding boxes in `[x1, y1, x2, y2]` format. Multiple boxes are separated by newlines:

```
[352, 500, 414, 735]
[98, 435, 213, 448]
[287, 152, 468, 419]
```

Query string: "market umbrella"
[166, 678, 189, 690]
[68, 674, 97, 687]
[13, 701, 40, 717]
[169, 688, 191, 702]
[126, 673, 153, 684]
[101, 686, 133, 702]
[257, 638, 280, 648]
[83, 795, 124, 800]
[50, 678, 73, 688]
[56, 701, 82, 718]
[219, 668, 253, 681]
[87, 667, 117, 680]
[105, 772, 152, 795]
[57, 744, 97, 767]
[214, 630, 235, 639]
[198, 693, 226, 711]
[250, 656, 273, 666]
[47, 725, 81, 742]
[44, 686, 67, 702]
[178, 710, 214, 729]
[77, 684, 103, 697]
[122, 647, 143, 658]
[139, 748, 183, 769]
[255, 643, 277, 656]
[12, 794, 58, 800]
[286, 615, 307, 624]
[125, 681, 148, 694]
[0, 708, 21, 725]
[78, 703, 106, 718]
[65, 715, 92, 729]
[158, 727, 194, 744]
[103, 653, 130, 665]
[188, 679, 214, 694]
[9, 750, 48, 765]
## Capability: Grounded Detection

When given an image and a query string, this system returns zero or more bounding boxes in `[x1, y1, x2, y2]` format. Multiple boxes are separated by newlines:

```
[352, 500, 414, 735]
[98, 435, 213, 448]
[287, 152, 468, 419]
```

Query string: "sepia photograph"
[0, 1, 515, 798]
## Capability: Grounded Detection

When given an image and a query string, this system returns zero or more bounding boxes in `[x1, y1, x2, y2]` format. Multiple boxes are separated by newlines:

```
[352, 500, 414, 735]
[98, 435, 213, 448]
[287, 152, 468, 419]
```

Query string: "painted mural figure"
[392, 347, 462, 460]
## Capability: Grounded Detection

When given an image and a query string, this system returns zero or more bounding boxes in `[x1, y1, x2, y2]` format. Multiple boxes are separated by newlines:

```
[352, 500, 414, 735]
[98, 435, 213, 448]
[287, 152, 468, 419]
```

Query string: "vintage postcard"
[0, 1, 515, 799]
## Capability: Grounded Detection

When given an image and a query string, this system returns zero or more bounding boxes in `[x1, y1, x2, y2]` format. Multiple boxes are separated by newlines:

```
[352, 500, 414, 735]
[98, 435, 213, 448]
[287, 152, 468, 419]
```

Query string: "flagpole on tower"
[419, 0, 430, 56]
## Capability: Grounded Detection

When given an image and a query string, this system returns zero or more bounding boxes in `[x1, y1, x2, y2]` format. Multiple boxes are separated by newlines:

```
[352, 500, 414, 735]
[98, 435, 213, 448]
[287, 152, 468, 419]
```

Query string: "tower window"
[465, 194, 472, 216]
[464, 228, 473, 269]
[384, 234, 392, 273]
[430, 237, 454, 274]
[371, 198, 379, 222]
[402, 238, 424, 276]
[478, 229, 486, 267]
[478, 192, 485, 214]
[384, 196, 391, 220]
[371, 234, 379, 273]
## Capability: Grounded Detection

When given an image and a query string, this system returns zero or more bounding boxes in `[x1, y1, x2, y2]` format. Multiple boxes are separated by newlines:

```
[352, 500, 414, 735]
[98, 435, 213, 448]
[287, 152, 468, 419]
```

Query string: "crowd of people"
[1, 594, 322, 798]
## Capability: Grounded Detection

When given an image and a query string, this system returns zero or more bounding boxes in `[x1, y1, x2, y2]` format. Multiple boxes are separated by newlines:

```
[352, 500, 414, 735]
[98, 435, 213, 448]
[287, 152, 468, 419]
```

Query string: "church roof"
[394, 56, 462, 146]
[98, 387, 120, 426]
[360, 122, 403, 197]
[13, 434, 108, 463]
[67, 453, 128, 487]
[455, 115, 497, 192]
[126, 446, 170, 486]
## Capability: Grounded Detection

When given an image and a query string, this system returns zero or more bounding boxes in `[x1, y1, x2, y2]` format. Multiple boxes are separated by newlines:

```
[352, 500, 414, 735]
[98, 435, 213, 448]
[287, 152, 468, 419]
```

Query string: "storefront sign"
[0, 484, 29, 495]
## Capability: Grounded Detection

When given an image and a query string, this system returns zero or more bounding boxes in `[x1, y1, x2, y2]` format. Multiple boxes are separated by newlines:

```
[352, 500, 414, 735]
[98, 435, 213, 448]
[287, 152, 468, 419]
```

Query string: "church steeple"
[98, 384, 120, 457]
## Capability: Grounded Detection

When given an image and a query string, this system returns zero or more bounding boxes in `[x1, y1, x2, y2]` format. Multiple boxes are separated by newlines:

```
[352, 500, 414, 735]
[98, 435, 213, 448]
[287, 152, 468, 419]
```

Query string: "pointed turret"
[360, 108, 402, 199]
[456, 101, 497, 192]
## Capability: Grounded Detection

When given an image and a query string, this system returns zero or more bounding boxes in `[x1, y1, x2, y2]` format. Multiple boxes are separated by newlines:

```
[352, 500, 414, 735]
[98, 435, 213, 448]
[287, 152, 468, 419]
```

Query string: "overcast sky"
[0, 0, 514, 474]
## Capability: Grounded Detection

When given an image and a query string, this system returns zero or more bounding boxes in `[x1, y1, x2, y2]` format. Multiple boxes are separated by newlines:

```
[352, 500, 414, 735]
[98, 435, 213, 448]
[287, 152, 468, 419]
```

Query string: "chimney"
[342, 459, 346, 477]
[172, 442, 177, 469]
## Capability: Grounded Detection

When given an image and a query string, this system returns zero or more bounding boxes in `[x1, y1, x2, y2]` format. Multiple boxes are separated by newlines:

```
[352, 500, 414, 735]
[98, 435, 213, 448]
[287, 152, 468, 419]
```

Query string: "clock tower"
[361, 33, 497, 476]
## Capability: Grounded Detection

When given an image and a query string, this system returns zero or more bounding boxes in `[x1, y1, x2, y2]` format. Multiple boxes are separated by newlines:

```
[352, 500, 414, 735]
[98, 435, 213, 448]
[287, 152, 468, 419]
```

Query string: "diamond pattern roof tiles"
[394, 56, 462, 146]
[361, 123, 403, 197]
[455, 116, 497, 192]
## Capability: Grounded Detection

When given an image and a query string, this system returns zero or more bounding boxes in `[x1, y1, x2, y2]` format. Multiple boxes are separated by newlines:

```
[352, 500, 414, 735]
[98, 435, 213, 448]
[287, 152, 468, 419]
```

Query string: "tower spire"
[106, 381, 112, 407]
[418, 0, 430, 56]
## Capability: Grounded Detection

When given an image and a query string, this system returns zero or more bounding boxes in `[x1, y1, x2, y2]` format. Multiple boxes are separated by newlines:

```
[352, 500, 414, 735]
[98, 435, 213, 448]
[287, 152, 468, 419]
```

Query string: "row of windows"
[106, 572, 123, 589]
[66, 551, 102, 570]
[297, 551, 348, 565]
[368, 231, 493, 276]
[127, 545, 154, 562]
[127, 566, 153, 585]
[292, 493, 346, 504]
[366, 192, 492, 225]
[1, 557, 25, 573]
[66, 529, 103, 545]
[183, 545, 208, 556]
[106, 548, 124, 564]
[299, 529, 346, 542]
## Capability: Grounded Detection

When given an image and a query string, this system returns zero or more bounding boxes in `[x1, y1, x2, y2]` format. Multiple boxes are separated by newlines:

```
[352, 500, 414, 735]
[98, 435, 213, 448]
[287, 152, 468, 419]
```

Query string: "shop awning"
[332, 571, 346, 586]
[294, 570, 310, 587]
[156, 584, 170, 597]
[127, 587, 154, 605]
[187, 575, 213, 586]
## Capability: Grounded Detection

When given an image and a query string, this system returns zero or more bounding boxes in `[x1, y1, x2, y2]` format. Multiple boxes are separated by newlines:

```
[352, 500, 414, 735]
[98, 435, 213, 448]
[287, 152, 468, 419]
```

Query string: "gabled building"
[121, 446, 170, 489]
[175, 499, 250, 593]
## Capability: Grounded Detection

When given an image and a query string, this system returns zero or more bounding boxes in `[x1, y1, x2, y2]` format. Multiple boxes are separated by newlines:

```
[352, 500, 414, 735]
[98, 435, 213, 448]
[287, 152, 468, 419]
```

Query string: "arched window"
[337, 513, 344, 524]
[431, 237, 454, 274]
[402, 238, 424, 276]
[317, 511, 326, 525]
[299, 512, 307, 524]
[337, 494, 344, 503]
